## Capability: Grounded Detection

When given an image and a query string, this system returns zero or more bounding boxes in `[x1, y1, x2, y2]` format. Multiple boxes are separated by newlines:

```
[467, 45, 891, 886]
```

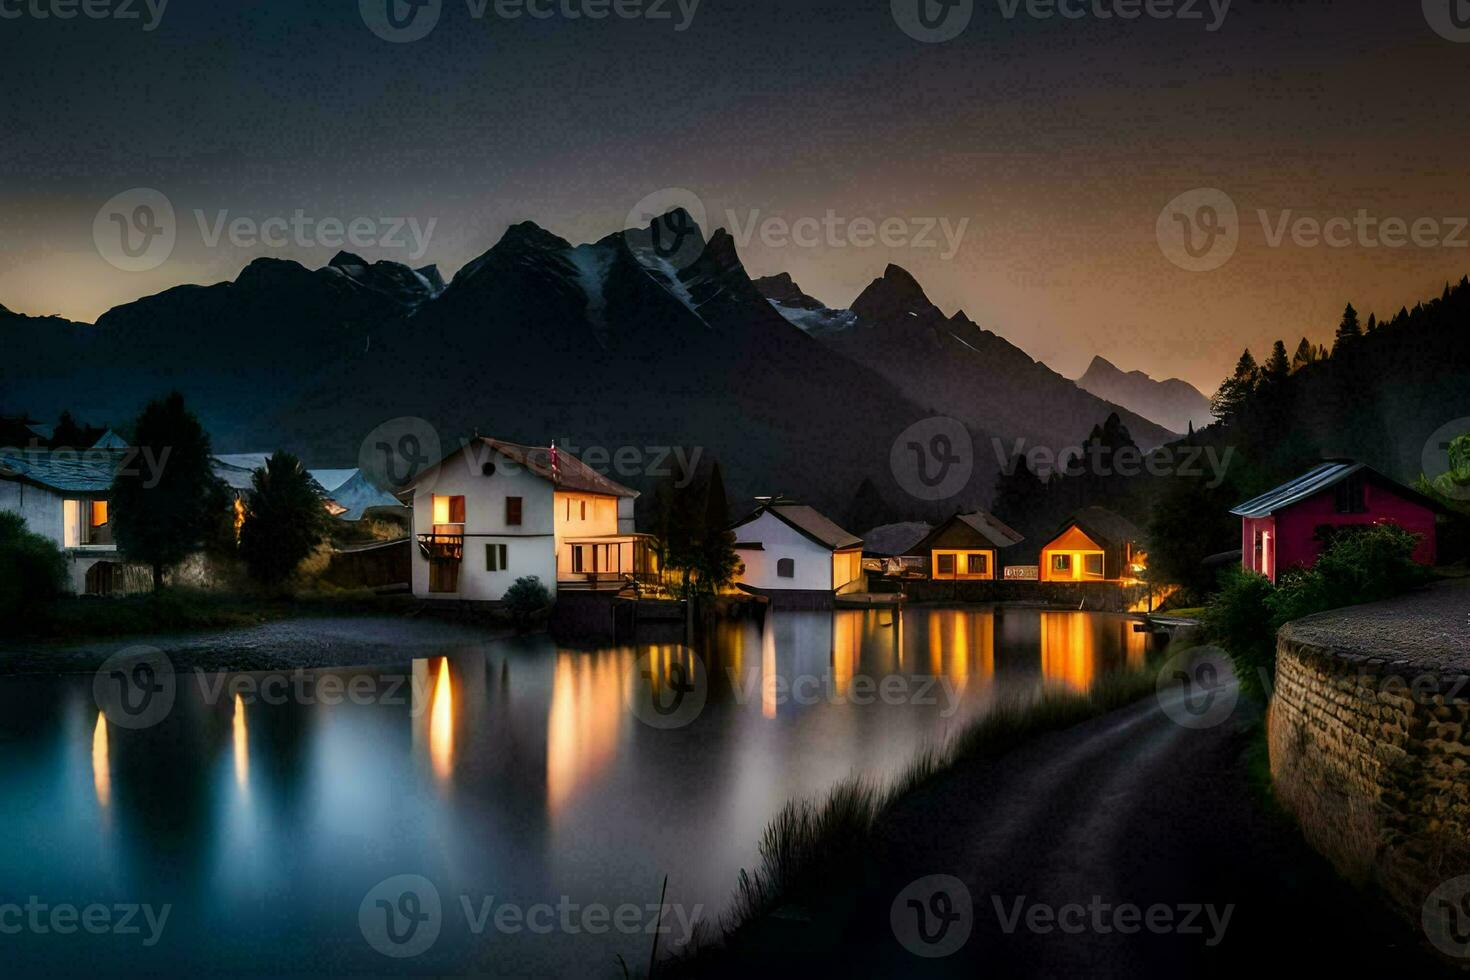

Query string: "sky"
[2, 0, 1469, 393]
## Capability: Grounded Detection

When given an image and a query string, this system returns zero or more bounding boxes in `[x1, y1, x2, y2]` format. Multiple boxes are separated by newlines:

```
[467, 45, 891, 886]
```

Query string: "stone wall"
[1270, 608, 1470, 950]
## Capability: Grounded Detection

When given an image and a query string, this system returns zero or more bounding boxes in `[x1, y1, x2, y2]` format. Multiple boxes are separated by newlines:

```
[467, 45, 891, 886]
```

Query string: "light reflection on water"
[0, 606, 1149, 977]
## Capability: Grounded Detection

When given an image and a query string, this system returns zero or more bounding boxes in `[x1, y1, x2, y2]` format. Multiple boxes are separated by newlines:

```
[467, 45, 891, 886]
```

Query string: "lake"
[0, 606, 1148, 977]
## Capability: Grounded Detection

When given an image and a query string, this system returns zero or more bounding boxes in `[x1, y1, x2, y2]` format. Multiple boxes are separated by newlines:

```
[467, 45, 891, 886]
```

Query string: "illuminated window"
[967, 553, 988, 575]
[432, 495, 465, 525]
[777, 558, 795, 578]
[936, 554, 956, 575]
[506, 497, 522, 526]
[1052, 554, 1071, 573]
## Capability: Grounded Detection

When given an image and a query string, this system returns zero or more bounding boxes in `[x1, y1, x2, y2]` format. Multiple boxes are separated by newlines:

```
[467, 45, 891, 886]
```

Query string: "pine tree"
[238, 451, 329, 589]
[1263, 340, 1290, 383]
[992, 453, 1046, 527]
[1210, 349, 1259, 423]
[695, 463, 738, 594]
[1332, 303, 1362, 354]
[110, 392, 229, 592]
[1291, 337, 1314, 372]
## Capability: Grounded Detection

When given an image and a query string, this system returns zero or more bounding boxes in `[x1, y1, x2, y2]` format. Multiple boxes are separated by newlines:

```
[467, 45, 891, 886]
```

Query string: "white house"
[730, 498, 864, 605]
[0, 447, 140, 594]
[399, 438, 656, 601]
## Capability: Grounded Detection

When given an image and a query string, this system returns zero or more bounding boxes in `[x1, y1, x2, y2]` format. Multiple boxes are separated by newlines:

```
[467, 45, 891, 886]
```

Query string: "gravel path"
[0, 616, 511, 675]
[1281, 577, 1470, 671]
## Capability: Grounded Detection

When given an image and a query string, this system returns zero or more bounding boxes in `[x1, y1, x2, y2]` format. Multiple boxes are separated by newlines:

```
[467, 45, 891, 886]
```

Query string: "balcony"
[416, 533, 464, 562]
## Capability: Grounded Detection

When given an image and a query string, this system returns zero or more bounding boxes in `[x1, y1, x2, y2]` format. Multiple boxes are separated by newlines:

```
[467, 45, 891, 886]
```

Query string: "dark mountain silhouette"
[756, 266, 1179, 456]
[1076, 355, 1213, 434]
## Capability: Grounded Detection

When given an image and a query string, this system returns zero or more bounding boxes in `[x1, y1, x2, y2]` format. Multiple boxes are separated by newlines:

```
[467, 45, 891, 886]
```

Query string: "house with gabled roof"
[730, 497, 864, 605]
[1231, 460, 1442, 583]
[903, 510, 1024, 581]
[0, 447, 139, 594]
[1038, 506, 1145, 583]
[397, 438, 657, 601]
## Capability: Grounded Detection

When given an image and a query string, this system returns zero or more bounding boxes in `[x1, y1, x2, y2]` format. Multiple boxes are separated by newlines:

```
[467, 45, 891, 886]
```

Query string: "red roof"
[483, 439, 640, 498]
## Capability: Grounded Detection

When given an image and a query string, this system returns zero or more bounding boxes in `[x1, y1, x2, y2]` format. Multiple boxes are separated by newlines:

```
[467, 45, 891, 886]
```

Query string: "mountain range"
[1075, 355, 1214, 435]
[2, 212, 1180, 518]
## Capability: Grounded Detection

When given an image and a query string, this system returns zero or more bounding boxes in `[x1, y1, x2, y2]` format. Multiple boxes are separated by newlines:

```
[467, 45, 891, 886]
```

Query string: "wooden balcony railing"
[416, 533, 464, 562]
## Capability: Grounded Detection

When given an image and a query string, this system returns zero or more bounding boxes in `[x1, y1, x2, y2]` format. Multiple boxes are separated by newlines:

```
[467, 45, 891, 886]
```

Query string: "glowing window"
[967, 553, 988, 575]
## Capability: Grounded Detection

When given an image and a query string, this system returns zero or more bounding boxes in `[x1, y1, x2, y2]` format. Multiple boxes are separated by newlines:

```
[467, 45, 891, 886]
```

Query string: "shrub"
[238, 451, 330, 590]
[1206, 522, 1427, 701]
[1202, 566, 1278, 701]
[503, 575, 552, 630]
[0, 512, 69, 624]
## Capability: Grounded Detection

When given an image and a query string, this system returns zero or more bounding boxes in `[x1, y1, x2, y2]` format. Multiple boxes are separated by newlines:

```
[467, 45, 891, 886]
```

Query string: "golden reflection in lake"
[761, 615, 777, 719]
[916, 610, 996, 691]
[232, 693, 249, 792]
[547, 650, 627, 816]
[831, 613, 857, 697]
[1039, 612, 1095, 692]
[430, 658, 454, 783]
[91, 712, 110, 810]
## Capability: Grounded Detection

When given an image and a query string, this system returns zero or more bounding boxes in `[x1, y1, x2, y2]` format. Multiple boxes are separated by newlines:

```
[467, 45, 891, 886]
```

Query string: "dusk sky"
[3, 0, 1468, 392]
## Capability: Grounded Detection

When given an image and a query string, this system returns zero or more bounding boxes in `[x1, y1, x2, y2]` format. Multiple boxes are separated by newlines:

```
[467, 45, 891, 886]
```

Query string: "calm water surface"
[0, 607, 1147, 977]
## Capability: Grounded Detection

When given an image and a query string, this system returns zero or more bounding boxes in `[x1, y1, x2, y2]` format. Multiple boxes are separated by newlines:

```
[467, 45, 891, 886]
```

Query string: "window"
[580, 501, 586, 520]
[486, 543, 508, 571]
[1052, 554, 1071, 572]
[967, 553, 988, 575]
[572, 547, 585, 574]
[777, 558, 795, 578]
[63, 499, 112, 546]
[432, 495, 465, 525]
[1335, 473, 1366, 514]
[1085, 554, 1105, 577]
[505, 497, 523, 526]
[936, 554, 956, 576]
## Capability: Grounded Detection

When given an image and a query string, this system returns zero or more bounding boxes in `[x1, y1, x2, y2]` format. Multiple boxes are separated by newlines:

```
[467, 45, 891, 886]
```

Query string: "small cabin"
[1038, 507, 1144, 583]
[1230, 460, 1441, 583]
[903, 510, 1024, 581]
[731, 498, 864, 605]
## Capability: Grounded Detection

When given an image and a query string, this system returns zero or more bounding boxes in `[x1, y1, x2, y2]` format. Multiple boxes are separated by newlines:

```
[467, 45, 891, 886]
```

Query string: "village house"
[399, 439, 657, 601]
[903, 510, 1025, 581]
[0, 447, 141, 594]
[1231, 460, 1442, 583]
[730, 498, 864, 606]
[1038, 507, 1145, 584]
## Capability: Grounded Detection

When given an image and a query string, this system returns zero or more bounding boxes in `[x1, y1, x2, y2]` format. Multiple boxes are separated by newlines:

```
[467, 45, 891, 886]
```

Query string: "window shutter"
[449, 496, 466, 523]
[506, 497, 522, 525]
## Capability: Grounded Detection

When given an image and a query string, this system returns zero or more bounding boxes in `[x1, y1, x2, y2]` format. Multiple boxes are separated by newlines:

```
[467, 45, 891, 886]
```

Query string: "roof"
[321, 469, 409, 521]
[903, 511, 1025, 556]
[310, 469, 358, 494]
[862, 521, 933, 557]
[1230, 460, 1446, 518]
[731, 499, 863, 551]
[482, 439, 640, 498]
[0, 448, 131, 493]
[210, 454, 332, 498]
[91, 430, 128, 450]
[1057, 506, 1142, 550]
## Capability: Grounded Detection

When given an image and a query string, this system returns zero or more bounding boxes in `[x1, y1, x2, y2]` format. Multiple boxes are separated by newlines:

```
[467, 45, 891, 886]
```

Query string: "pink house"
[1231, 460, 1443, 583]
